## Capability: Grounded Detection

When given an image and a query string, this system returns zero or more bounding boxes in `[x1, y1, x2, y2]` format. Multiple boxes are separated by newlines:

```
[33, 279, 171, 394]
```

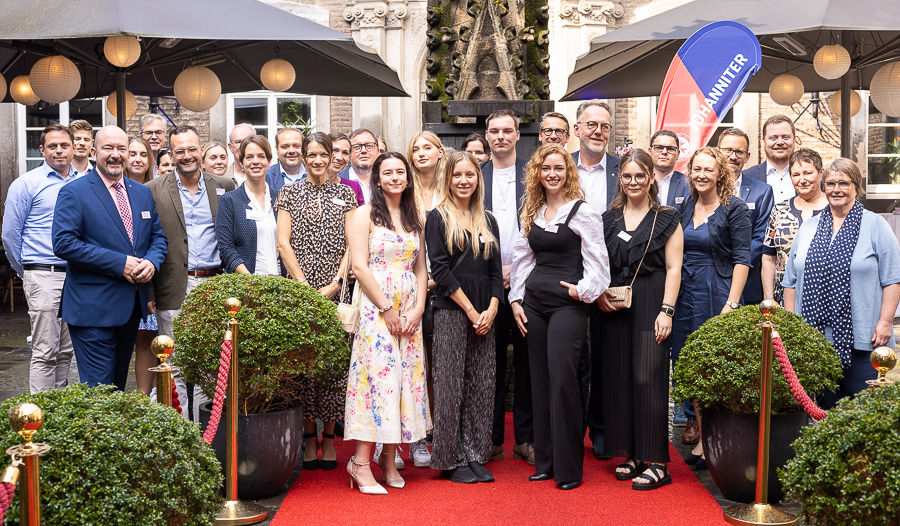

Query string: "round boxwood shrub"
[174, 273, 349, 414]
[780, 385, 900, 525]
[672, 305, 842, 413]
[0, 384, 222, 525]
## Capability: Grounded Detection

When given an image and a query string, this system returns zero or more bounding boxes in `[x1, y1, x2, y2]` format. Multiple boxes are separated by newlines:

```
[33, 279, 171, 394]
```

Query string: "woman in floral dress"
[344, 152, 431, 494]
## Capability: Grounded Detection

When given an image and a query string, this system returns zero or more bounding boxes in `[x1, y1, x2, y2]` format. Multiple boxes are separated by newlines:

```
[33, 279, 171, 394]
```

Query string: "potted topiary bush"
[780, 384, 900, 526]
[174, 273, 349, 499]
[0, 384, 222, 525]
[672, 305, 843, 503]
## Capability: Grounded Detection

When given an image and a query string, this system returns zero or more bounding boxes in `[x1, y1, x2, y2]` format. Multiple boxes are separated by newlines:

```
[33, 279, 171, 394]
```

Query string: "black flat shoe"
[528, 472, 553, 481]
[592, 440, 611, 460]
[450, 465, 478, 484]
[694, 458, 707, 471]
[468, 462, 494, 483]
[683, 453, 701, 465]
[302, 431, 320, 470]
[557, 480, 581, 490]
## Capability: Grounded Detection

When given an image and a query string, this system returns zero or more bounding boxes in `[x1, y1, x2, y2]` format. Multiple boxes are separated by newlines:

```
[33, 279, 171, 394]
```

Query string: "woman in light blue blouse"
[783, 158, 900, 408]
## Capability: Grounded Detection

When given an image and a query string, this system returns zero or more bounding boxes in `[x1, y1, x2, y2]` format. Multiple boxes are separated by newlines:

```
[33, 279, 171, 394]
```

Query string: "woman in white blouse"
[509, 143, 610, 491]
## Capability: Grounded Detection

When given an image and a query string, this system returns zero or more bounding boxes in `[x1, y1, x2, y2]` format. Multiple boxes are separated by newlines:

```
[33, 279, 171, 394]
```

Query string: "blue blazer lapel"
[481, 160, 494, 211]
[605, 153, 620, 206]
[88, 173, 133, 249]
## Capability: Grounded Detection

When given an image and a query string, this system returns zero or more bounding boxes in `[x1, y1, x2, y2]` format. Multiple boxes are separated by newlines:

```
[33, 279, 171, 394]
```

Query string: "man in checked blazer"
[146, 125, 234, 420]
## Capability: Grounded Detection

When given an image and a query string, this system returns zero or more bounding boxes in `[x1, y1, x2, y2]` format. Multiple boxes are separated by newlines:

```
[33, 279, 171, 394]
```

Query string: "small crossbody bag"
[606, 208, 658, 309]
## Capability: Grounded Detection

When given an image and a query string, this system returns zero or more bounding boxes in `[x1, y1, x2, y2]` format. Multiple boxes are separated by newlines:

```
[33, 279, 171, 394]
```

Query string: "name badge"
[141, 210, 151, 220]
[675, 196, 685, 204]
[544, 224, 559, 234]
[747, 202, 756, 210]
[246, 209, 263, 221]
[216, 188, 226, 196]
[331, 197, 346, 206]
[617, 231, 632, 242]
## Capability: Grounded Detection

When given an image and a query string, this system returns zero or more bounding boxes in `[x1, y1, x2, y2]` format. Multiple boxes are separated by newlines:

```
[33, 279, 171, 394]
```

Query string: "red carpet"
[272, 414, 726, 525]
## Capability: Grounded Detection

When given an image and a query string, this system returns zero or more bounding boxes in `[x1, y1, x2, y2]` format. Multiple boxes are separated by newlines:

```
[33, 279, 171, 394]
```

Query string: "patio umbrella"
[0, 0, 408, 128]
[562, 0, 900, 156]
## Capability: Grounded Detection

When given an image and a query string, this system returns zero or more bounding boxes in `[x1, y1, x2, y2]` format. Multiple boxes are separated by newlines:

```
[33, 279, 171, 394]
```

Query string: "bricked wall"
[759, 92, 842, 166]
[124, 97, 213, 142]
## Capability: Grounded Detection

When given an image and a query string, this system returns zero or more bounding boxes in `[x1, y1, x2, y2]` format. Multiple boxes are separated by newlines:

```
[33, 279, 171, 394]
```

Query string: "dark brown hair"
[41, 123, 74, 147]
[609, 148, 661, 210]
[238, 135, 273, 164]
[302, 132, 333, 157]
[790, 148, 823, 173]
[369, 152, 423, 233]
[462, 133, 489, 154]
[762, 114, 796, 138]
[486, 109, 520, 130]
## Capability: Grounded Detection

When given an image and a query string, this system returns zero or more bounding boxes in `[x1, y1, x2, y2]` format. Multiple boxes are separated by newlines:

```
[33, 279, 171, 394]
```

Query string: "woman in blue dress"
[671, 146, 751, 467]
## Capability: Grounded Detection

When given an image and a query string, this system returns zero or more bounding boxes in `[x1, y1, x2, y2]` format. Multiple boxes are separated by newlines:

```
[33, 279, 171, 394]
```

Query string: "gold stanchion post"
[216, 298, 268, 525]
[724, 300, 798, 526]
[149, 335, 178, 408]
[865, 346, 896, 388]
[6, 403, 50, 526]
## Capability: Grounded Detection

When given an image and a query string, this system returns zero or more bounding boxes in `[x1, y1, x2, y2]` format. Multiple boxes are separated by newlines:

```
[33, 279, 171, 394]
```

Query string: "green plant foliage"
[672, 305, 842, 413]
[174, 274, 349, 414]
[0, 385, 222, 526]
[780, 385, 900, 525]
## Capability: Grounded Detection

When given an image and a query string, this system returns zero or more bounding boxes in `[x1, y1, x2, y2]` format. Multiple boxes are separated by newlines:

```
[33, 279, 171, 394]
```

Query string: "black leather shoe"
[592, 441, 611, 460]
[450, 465, 478, 484]
[528, 472, 553, 481]
[557, 480, 581, 491]
[468, 462, 494, 483]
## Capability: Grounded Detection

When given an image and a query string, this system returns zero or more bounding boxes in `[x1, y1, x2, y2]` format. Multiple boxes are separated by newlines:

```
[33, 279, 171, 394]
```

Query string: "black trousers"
[491, 301, 533, 446]
[586, 304, 605, 448]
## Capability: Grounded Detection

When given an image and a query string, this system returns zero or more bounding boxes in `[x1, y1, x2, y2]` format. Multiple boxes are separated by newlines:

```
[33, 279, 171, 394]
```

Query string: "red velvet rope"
[171, 381, 182, 415]
[202, 338, 233, 445]
[772, 335, 827, 421]
[0, 481, 16, 522]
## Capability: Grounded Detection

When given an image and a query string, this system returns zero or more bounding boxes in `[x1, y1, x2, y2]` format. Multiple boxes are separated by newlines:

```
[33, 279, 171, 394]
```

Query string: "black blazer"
[570, 151, 621, 207]
[481, 157, 527, 221]
[679, 195, 752, 279]
[214, 184, 284, 275]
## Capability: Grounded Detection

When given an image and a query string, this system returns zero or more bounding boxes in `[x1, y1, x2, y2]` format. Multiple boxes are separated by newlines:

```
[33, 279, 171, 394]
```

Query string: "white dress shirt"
[576, 154, 608, 213]
[657, 170, 674, 206]
[491, 165, 519, 266]
[765, 161, 795, 203]
[348, 166, 371, 203]
[244, 183, 279, 276]
[509, 200, 611, 304]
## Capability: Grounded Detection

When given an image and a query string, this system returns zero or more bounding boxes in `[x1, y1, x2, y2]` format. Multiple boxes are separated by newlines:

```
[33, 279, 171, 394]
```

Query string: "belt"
[187, 268, 222, 277]
[23, 263, 66, 272]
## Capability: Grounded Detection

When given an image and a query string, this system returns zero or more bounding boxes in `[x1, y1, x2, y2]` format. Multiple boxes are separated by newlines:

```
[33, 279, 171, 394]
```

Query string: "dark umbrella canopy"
[0, 0, 408, 100]
[563, 0, 900, 100]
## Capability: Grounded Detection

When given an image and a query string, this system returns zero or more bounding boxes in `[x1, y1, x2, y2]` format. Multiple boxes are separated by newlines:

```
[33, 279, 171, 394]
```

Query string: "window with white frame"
[225, 92, 316, 141]
[17, 99, 105, 174]
[866, 112, 900, 196]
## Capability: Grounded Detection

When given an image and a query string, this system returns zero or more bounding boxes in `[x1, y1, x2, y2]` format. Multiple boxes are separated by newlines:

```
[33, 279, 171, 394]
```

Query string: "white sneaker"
[373, 443, 406, 470]
[410, 439, 431, 467]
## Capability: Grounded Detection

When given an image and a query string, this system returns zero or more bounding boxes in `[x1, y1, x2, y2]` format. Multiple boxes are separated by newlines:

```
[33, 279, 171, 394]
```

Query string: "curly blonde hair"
[688, 146, 734, 206]
[520, 144, 584, 236]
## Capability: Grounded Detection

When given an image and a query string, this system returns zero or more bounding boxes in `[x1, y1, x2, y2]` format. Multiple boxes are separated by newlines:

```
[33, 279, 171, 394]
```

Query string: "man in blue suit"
[52, 126, 167, 390]
[649, 130, 689, 207]
[265, 127, 307, 195]
[741, 115, 796, 203]
[718, 128, 775, 305]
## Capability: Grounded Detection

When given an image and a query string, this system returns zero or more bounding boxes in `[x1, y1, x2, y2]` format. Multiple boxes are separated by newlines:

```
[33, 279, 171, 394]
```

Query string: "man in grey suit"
[570, 100, 620, 210]
[649, 130, 688, 207]
[146, 125, 235, 420]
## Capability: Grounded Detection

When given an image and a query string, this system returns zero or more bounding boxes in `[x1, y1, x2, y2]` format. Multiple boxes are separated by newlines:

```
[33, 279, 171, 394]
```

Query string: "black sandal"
[615, 459, 647, 481]
[320, 432, 337, 470]
[632, 464, 672, 491]
[303, 432, 320, 471]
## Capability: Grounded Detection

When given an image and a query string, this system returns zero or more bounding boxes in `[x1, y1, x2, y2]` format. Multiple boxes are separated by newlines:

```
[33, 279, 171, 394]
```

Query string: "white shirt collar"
[244, 183, 272, 212]
[577, 153, 607, 172]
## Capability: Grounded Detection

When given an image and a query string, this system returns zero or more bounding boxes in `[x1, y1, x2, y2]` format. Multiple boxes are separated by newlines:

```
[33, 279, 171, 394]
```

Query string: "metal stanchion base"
[215, 499, 268, 525]
[724, 503, 798, 526]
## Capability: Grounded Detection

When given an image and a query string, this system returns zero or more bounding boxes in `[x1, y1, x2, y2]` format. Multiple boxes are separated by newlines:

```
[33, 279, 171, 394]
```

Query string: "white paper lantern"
[106, 89, 138, 118]
[173, 66, 221, 112]
[0, 72, 6, 102]
[104, 36, 142, 68]
[768, 74, 804, 106]
[10, 75, 39, 105]
[260, 58, 295, 92]
[828, 89, 862, 117]
[870, 61, 900, 117]
[813, 44, 851, 80]
[29, 55, 81, 104]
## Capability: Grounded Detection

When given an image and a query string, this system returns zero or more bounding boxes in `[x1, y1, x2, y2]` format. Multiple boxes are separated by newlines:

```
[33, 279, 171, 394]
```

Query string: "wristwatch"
[333, 277, 344, 286]
[726, 301, 740, 309]
[660, 305, 675, 317]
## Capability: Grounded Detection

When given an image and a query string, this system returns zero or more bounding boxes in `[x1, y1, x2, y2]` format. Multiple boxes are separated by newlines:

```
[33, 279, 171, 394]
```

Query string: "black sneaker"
[468, 462, 495, 483]
[450, 465, 478, 484]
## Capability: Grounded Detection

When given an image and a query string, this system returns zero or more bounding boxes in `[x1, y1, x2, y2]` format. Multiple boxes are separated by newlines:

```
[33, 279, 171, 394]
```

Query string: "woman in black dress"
[597, 149, 683, 490]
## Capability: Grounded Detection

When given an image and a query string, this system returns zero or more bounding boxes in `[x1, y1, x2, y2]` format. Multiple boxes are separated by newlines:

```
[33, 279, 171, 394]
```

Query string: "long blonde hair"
[435, 151, 496, 259]
[520, 144, 584, 236]
[407, 131, 446, 214]
[688, 146, 734, 206]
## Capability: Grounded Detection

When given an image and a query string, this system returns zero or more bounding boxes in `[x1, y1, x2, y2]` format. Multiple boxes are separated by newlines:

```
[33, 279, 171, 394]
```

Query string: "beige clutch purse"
[607, 209, 658, 310]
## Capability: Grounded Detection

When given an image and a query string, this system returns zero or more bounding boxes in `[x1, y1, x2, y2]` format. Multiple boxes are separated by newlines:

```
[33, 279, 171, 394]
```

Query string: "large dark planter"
[702, 406, 808, 503]
[199, 402, 303, 500]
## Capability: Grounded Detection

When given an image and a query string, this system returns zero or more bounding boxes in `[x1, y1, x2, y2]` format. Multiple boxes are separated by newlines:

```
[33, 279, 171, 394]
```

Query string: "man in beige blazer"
[146, 125, 235, 421]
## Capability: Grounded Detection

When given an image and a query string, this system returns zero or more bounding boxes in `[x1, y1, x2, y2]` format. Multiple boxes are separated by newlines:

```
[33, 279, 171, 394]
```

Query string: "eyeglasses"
[351, 142, 378, 153]
[540, 127, 568, 137]
[720, 147, 749, 158]
[172, 146, 201, 157]
[141, 130, 166, 137]
[824, 180, 853, 191]
[620, 173, 648, 183]
[650, 145, 678, 154]
[577, 121, 612, 134]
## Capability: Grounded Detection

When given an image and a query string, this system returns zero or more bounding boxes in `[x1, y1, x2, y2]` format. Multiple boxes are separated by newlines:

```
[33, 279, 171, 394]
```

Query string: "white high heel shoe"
[348, 456, 388, 495]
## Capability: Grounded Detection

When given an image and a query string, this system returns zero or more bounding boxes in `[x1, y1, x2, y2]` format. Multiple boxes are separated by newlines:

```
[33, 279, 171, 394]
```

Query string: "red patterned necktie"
[113, 182, 133, 245]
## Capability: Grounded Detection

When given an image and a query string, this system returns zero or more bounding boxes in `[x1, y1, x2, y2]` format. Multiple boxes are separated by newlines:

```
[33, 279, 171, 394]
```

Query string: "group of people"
[3, 100, 898, 496]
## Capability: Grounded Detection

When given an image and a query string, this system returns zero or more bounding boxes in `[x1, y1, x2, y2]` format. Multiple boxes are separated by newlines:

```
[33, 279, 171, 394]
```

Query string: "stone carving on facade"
[343, 1, 409, 30]
[559, 1, 625, 27]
